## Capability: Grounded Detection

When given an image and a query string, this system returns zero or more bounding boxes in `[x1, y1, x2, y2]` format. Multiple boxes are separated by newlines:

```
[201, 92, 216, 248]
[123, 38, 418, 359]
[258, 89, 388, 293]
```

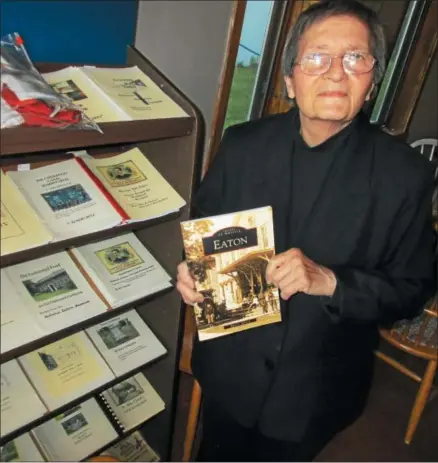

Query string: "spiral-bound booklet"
[100, 372, 165, 432]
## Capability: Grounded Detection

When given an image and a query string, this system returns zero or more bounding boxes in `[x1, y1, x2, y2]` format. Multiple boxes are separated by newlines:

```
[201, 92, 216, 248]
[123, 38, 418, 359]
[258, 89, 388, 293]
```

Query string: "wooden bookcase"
[0, 46, 203, 460]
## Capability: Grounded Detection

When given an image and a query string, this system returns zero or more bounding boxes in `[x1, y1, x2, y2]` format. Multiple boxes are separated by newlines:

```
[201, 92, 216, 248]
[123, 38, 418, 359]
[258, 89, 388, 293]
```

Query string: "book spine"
[74, 157, 130, 223]
[68, 249, 112, 309]
[99, 393, 126, 433]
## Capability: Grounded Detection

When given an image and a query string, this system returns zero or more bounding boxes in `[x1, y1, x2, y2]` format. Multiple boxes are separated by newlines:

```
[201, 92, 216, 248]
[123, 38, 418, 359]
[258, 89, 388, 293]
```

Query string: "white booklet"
[1, 271, 45, 354]
[100, 372, 165, 432]
[32, 398, 118, 462]
[7, 159, 122, 241]
[71, 232, 172, 308]
[1, 170, 52, 256]
[0, 433, 45, 462]
[1, 252, 108, 353]
[100, 431, 160, 462]
[19, 331, 115, 410]
[86, 309, 166, 376]
[1, 359, 48, 437]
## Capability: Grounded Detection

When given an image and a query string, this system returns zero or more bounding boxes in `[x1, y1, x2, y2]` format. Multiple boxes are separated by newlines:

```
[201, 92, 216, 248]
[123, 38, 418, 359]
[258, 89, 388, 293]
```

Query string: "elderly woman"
[177, 0, 436, 461]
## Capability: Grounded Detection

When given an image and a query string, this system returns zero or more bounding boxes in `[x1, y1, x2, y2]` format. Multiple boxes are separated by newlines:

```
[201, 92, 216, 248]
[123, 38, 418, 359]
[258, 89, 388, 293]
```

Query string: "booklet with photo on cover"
[1, 251, 108, 353]
[0, 433, 45, 462]
[86, 309, 166, 376]
[180, 206, 281, 341]
[100, 372, 165, 432]
[31, 398, 118, 462]
[7, 159, 123, 241]
[42, 65, 188, 123]
[100, 431, 160, 462]
[71, 232, 172, 308]
[80, 147, 186, 223]
[19, 332, 114, 410]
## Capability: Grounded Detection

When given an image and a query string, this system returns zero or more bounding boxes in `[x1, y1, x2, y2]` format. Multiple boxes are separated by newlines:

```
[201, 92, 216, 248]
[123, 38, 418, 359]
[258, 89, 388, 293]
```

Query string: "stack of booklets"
[100, 431, 160, 462]
[1, 235, 171, 353]
[1, 310, 166, 442]
[31, 398, 119, 462]
[99, 372, 165, 432]
[0, 433, 45, 462]
[1, 359, 48, 437]
[86, 309, 167, 376]
[18, 331, 115, 411]
[1, 374, 164, 462]
[1, 251, 109, 353]
[71, 232, 172, 308]
[1, 146, 186, 255]
[42, 65, 188, 123]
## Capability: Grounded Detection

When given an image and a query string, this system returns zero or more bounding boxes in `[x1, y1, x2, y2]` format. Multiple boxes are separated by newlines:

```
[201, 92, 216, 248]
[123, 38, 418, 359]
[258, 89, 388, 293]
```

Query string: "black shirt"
[290, 121, 359, 247]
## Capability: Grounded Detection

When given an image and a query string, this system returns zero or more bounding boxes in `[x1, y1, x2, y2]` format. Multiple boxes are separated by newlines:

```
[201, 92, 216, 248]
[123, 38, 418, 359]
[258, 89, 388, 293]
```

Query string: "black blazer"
[191, 108, 436, 442]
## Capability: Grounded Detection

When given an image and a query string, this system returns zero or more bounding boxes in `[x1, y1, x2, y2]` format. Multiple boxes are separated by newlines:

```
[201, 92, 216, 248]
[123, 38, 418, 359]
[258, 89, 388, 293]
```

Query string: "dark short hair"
[282, 0, 387, 85]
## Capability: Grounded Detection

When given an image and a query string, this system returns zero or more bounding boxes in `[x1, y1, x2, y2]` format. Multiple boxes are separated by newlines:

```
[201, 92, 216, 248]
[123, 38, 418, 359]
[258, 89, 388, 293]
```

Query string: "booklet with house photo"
[100, 431, 160, 462]
[86, 309, 167, 376]
[100, 372, 165, 432]
[80, 147, 186, 223]
[1, 251, 108, 353]
[31, 398, 118, 462]
[71, 232, 172, 308]
[19, 332, 115, 410]
[1, 359, 48, 437]
[0, 170, 52, 256]
[0, 433, 45, 462]
[7, 158, 123, 241]
[180, 206, 281, 341]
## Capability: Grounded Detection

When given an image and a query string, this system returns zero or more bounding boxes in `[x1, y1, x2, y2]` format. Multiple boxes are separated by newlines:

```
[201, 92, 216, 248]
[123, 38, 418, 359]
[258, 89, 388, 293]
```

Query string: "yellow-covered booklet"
[82, 65, 188, 120]
[19, 331, 115, 410]
[1, 170, 52, 256]
[43, 65, 188, 123]
[42, 67, 128, 123]
[82, 147, 186, 222]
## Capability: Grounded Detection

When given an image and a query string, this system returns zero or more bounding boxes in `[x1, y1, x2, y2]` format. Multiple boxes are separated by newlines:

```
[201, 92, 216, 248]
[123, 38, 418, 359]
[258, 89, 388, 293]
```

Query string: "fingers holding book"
[176, 261, 204, 305]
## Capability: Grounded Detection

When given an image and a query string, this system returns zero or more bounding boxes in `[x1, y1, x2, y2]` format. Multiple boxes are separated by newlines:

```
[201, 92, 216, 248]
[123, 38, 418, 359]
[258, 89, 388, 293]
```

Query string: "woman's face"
[284, 15, 375, 124]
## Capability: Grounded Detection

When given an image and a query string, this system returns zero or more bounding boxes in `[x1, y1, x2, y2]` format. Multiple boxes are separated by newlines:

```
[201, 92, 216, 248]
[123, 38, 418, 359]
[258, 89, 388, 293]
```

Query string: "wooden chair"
[375, 299, 437, 444]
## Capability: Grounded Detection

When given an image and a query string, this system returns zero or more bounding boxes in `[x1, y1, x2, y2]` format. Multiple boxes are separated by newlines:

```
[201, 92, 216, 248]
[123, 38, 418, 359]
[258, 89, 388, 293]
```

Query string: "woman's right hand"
[176, 261, 204, 305]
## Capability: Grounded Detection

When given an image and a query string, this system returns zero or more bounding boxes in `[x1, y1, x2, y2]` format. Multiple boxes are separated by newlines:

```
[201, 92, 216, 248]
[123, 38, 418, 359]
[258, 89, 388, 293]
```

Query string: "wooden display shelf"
[0, 45, 203, 461]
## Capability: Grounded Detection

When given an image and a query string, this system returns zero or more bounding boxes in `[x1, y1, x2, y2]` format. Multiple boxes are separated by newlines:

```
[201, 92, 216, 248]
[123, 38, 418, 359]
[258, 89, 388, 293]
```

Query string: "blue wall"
[1, 0, 138, 65]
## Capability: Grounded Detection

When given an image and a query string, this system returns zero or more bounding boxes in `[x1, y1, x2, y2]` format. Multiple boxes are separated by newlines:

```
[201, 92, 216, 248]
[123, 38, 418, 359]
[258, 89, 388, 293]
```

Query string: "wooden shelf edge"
[0, 117, 194, 157]
[0, 210, 182, 268]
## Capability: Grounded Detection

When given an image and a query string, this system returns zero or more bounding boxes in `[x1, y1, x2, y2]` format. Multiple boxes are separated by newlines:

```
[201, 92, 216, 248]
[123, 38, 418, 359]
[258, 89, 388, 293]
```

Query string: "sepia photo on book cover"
[181, 206, 281, 341]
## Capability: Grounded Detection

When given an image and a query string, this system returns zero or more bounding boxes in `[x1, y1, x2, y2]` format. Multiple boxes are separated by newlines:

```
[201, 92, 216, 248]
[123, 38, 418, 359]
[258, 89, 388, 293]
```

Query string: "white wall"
[135, 0, 233, 154]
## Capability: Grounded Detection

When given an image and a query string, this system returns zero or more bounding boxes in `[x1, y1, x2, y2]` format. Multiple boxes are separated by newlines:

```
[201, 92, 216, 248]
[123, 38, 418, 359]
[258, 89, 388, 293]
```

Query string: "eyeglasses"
[295, 52, 376, 76]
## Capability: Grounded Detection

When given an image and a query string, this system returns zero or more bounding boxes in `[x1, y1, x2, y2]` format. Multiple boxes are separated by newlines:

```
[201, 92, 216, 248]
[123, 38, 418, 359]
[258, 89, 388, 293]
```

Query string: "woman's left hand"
[266, 248, 337, 300]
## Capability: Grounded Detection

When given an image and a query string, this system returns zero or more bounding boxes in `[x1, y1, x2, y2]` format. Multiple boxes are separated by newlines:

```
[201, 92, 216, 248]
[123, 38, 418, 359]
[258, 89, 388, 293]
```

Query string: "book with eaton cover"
[180, 206, 281, 341]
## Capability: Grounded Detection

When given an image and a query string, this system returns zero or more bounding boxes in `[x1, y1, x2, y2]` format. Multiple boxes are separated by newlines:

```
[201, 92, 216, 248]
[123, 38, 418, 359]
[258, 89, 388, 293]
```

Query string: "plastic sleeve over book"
[74, 156, 130, 223]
